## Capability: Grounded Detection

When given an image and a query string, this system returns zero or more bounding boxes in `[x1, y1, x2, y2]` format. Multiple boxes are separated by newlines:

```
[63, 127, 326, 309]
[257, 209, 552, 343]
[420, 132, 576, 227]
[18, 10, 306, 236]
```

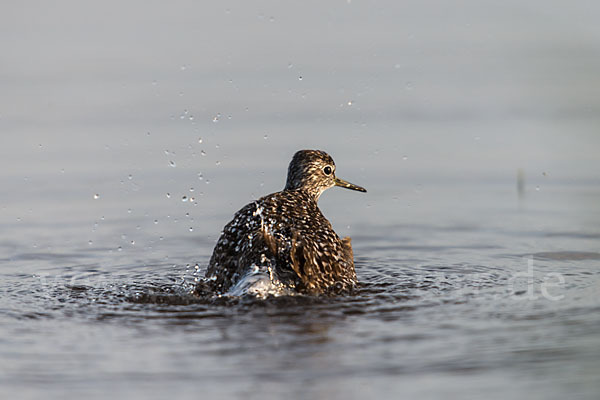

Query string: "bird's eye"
[323, 166, 333, 175]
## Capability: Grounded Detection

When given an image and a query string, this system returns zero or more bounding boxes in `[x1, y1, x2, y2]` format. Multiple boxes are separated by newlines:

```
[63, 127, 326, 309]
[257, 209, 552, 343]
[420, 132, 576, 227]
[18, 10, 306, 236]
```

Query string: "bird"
[197, 149, 366, 297]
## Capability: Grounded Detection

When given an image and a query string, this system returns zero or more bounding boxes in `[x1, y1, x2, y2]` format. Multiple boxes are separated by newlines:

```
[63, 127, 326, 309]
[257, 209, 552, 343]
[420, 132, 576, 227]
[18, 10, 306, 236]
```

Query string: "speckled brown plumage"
[199, 149, 366, 296]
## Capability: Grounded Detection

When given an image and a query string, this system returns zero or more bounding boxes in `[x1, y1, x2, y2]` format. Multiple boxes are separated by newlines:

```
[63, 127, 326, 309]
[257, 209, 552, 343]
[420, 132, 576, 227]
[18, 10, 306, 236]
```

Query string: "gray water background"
[1, 1, 600, 399]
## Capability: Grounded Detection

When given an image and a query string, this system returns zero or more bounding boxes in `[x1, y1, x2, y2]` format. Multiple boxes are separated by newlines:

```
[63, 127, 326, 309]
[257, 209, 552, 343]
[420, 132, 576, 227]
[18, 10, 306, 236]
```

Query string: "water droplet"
[117, 246, 123, 252]
[164, 149, 170, 155]
[215, 160, 221, 166]
[182, 196, 188, 202]
[288, 63, 293, 69]
[128, 174, 133, 180]
[169, 160, 176, 167]
[127, 208, 132, 214]
[264, 135, 268, 140]
[154, 219, 158, 224]
[197, 173, 203, 180]
[298, 76, 303, 81]
[152, 80, 158, 86]
[130, 240, 135, 245]
[189, 187, 194, 192]
[189, 227, 194, 232]
[402, 155, 408, 161]
[212, 113, 220, 123]
[535, 186, 540, 191]
[269, 16, 275, 22]
[347, 100, 353, 106]
[198, 137, 203, 144]
[159, 236, 164, 241]
[200, 150, 206, 156]
[93, 194, 100, 199]
[88, 240, 93, 245]
[166, 193, 171, 198]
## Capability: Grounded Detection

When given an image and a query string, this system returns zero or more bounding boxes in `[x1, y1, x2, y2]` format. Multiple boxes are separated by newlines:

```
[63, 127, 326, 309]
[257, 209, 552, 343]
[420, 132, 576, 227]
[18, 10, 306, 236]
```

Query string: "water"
[2, 179, 599, 399]
[2, 1, 600, 399]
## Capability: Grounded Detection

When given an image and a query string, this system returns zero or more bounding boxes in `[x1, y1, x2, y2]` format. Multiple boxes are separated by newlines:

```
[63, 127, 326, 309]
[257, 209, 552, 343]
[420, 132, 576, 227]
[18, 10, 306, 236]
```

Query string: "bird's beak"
[334, 177, 367, 192]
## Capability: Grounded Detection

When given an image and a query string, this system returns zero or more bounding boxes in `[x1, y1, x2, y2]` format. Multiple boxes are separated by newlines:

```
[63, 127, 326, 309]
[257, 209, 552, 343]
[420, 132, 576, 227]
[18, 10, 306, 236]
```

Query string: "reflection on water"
[2, 181, 600, 399]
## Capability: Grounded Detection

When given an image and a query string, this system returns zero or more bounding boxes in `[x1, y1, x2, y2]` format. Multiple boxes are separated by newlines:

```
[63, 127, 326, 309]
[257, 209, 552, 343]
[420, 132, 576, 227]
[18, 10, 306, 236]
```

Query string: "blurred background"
[2, 0, 599, 248]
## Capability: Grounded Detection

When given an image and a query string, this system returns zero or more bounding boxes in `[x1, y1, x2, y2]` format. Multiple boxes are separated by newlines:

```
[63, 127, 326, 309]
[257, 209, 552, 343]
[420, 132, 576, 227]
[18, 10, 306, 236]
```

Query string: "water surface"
[2, 1, 600, 399]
